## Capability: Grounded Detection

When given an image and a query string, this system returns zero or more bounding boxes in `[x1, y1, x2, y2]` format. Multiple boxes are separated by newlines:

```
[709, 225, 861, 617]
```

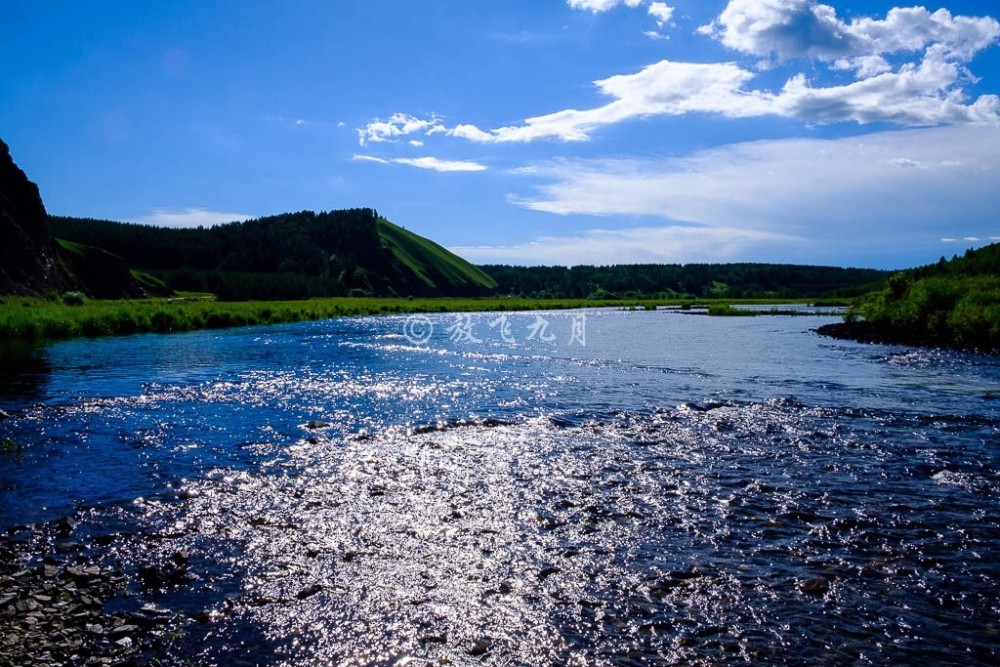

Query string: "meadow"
[0, 294, 846, 341]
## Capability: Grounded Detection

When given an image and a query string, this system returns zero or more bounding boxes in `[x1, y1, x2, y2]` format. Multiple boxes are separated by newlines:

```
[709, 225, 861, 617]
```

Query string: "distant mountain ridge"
[49, 210, 497, 300]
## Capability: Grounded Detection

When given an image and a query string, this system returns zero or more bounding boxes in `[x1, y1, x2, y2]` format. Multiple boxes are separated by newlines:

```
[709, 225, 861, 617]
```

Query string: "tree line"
[479, 263, 888, 299]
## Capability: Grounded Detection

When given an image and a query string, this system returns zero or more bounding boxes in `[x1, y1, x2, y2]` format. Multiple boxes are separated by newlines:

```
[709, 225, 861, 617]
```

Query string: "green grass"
[0, 296, 842, 341]
[376, 218, 497, 293]
[706, 301, 850, 316]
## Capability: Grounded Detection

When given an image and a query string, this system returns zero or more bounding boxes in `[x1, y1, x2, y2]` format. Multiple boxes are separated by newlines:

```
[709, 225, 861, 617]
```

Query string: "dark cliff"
[0, 139, 66, 294]
[0, 140, 146, 298]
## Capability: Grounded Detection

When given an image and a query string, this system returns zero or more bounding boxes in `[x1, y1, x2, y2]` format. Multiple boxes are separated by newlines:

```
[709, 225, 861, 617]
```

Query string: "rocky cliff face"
[0, 139, 66, 294]
[0, 139, 147, 298]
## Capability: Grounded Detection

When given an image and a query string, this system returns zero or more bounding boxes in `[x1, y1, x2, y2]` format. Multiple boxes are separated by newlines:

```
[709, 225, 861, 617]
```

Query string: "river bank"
[0, 515, 184, 666]
[0, 296, 845, 342]
[817, 321, 1000, 355]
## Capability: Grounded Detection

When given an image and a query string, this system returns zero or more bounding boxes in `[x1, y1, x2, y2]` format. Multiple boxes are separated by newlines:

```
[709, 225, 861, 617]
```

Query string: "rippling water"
[1, 310, 999, 665]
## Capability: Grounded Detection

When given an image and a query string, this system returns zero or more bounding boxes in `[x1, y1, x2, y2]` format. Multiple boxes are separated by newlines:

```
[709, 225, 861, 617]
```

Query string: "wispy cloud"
[139, 208, 250, 228]
[395, 157, 487, 172]
[451, 225, 801, 266]
[509, 124, 1000, 251]
[567, 0, 643, 13]
[353, 154, 486, 172]
[352, 154, 390, 164]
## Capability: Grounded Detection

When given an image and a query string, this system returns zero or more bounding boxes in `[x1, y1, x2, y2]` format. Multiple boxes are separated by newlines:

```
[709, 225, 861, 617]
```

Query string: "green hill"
[376, 218, 495, 295]
[49, 210, 495, 300]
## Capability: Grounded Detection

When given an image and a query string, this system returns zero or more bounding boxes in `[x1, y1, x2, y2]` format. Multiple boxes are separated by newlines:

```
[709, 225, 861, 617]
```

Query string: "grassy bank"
[0, 295, 848, 341]
[0, 295, 629, 341]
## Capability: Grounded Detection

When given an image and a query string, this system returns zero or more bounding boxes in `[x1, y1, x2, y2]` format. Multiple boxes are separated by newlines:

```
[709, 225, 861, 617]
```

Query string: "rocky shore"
[816, 321, 997, 354]
[0, 517, 182, 667]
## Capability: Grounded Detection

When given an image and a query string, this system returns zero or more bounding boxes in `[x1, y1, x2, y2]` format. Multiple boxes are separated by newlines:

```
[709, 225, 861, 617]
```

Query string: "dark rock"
[467, 639, 493, 656]
[138, 561, 189, 590]
[109, 624, 140, 639]
[0, 139, 65, 294]
[296, 583, 323, 600]
[800, 576, 830, 597]
[54, 516, 78, 538]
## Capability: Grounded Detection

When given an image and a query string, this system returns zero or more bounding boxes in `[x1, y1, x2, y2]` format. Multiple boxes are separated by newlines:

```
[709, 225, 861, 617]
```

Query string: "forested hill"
[49, 210, 497, 300]
[480, 263, 889, 300]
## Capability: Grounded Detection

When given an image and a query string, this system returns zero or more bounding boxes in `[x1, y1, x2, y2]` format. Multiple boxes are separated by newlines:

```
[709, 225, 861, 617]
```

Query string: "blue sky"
[2, 0, 999, 269]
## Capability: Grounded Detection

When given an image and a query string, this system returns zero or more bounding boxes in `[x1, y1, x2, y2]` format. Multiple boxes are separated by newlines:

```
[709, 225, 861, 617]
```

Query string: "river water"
[1, 309, 999, 665]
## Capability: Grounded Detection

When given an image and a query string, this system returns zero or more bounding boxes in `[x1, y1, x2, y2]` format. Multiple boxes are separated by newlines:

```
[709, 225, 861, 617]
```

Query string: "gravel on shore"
[1, 517, 183, 667]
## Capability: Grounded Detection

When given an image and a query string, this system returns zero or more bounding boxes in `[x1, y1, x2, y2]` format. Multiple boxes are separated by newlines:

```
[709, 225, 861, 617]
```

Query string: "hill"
[49, 211, 496, 300]
[819, 243, 1000, 353]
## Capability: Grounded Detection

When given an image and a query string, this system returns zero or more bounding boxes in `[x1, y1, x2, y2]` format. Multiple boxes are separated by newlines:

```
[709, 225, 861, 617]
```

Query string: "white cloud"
[353, 154, 486, 172]
[567, 0, 642, 13]
[372, 3, 998, 146]
[444, 48, 999, 143]
[648, 2, 674, 28]
[771, 47, 1000, 125]
[568, 0, 677, 38]
[451, 225, 799, 266]
[508, 125, 1000, 257]
[357, 113, 445, 146]
[448, 60, 764, 143]
[352, 154, 390, 164]
[394, 157, 487, 172]
[701, 0, 1000, 65]
[140, 208, 250, 228]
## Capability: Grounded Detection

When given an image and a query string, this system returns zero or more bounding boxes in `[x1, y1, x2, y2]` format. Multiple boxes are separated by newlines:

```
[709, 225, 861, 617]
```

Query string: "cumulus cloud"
[140, 208, 250, 228]
[365, 2, 998, 149]
[441, 48, 998, 143]
[700, 0, 1000, 68]
[509, 125, 1000, 253]
[357, 113, 445, 146]
[771, 46, 1000, 125]
[353, 154, 486, 172]
[648, 2, 674, 28]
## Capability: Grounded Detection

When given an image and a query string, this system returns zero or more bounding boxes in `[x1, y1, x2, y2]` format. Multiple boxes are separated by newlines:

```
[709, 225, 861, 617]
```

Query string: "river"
[1, 309, 998, 665]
